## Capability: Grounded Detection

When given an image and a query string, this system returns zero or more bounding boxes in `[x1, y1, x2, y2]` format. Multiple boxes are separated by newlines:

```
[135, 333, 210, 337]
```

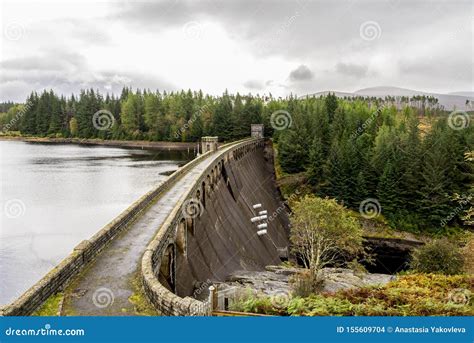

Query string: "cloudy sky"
[0, 0, 472, 102]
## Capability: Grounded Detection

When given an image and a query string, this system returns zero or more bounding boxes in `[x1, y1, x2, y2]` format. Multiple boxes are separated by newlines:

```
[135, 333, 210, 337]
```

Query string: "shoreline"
[0, 136, 197, 151]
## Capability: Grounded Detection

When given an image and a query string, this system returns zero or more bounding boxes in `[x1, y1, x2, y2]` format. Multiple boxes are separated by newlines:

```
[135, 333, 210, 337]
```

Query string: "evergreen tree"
[307, 137, 324, 186]
[212, 92, 233, 141]
[278, 130, 307, 173]
[325, 92, 338, 121]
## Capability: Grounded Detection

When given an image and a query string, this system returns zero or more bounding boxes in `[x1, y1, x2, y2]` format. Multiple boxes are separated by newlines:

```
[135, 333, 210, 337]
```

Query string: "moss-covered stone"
[32, 293, 63, 316]
[128, 272, 161, 316]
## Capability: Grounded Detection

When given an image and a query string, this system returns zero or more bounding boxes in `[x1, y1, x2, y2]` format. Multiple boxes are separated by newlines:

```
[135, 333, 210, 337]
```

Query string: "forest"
[0, 89, 472, 233]
[0, 88, 274, 141]
[276, 94, 473, 233]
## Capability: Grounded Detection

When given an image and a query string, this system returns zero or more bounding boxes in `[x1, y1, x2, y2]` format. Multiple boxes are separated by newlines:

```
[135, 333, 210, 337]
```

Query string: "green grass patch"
[128, 272, 161, 316]
[32, 293, 63, 316]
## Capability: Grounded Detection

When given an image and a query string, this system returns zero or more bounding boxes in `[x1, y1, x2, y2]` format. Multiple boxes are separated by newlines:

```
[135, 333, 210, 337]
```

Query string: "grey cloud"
[243, 79, 264, 90]
[336, 63, 368, 78]
[1, 51, 86, 72]
[399, 56, 471, 82]
[112, 0, 472, 93]
[289, 65, 313, 82]
[1, 0, 472, 101]
[1, 57, 63, 72]
[0, 52, 175, 102]
[112, 0, 467, 58]
[45, 18, 112, 46]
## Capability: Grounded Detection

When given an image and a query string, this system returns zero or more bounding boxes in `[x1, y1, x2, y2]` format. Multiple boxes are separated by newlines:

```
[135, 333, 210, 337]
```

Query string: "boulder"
[217, 266, 394, 299]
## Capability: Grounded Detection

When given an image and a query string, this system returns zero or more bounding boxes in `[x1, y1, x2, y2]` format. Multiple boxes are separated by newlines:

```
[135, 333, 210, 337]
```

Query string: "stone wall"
[141, 138, 290, 316]
[0, 140, 248, 316]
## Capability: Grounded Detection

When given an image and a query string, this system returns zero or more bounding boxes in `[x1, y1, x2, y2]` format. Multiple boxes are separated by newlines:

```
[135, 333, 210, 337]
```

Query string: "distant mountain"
[448, 91, 474, 98]
[305, 86, 474, 110]
[355, 86, 424, 97]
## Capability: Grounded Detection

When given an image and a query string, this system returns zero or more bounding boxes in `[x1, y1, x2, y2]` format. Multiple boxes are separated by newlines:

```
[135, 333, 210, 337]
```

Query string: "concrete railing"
[0, 139, 250, 316]
[141, 138, 265, 316]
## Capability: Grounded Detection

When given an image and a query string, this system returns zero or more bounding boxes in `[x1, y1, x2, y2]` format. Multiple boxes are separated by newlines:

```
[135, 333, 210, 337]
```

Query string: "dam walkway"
[61, 144, 237, 316]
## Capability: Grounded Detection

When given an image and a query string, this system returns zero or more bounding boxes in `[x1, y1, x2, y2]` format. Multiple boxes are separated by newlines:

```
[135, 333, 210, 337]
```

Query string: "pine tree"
[377, 161, 400, 217]
[417, 148, 452, 228]
[325, 92, 338, 122]
[278, 130, 307, 174]
[48, 93, 62, 135]
[307, 137, 324, 186]
[212, 93, 233, 141]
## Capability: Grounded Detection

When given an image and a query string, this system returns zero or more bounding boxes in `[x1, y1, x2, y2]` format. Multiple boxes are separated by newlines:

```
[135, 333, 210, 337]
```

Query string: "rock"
[265, 265, 300, 276]
[219, 266, 394, 298]
[320, 268, 393, 293]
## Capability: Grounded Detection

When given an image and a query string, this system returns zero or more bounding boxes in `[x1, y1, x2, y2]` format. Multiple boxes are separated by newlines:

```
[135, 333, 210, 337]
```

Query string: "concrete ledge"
[141, 138, 265, 316]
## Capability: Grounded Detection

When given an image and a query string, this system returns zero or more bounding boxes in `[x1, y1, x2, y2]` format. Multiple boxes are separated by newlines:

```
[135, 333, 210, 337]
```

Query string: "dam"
[1, 130, 289, 316]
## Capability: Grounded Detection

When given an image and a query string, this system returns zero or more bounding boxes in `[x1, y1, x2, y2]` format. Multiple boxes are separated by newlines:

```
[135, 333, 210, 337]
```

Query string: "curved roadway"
[62, 144, 235, 316]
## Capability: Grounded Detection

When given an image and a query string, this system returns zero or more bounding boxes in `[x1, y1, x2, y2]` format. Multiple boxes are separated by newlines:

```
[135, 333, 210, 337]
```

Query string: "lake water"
[0, 141, 192, 305]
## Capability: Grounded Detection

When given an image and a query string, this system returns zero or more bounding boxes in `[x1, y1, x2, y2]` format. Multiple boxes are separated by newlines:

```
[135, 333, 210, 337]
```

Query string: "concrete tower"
[201, 136, 218, 154]
[251, 124, 264, 138]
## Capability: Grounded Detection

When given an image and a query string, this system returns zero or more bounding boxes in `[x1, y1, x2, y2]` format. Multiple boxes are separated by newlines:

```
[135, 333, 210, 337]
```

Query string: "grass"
[128, 271, 161, 316]
[230, 274, 474, 316]
[463, 238, 474, 274]
[32, 293, 64, 316]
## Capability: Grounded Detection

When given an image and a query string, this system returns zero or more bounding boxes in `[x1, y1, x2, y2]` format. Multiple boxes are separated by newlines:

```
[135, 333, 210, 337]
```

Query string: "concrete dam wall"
[175, 141, 290, 297]
[142, 139, 290, 315]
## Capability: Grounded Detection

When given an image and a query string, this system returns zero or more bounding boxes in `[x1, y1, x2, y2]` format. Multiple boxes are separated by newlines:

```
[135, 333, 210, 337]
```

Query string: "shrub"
[289, 195, 364, 276]
[410, 238, 464, 275]
[290, 271, 324, 298]
[232, 274, 473, 316]
[462, 238, 474, 274]
[229, 293, 287, 316]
